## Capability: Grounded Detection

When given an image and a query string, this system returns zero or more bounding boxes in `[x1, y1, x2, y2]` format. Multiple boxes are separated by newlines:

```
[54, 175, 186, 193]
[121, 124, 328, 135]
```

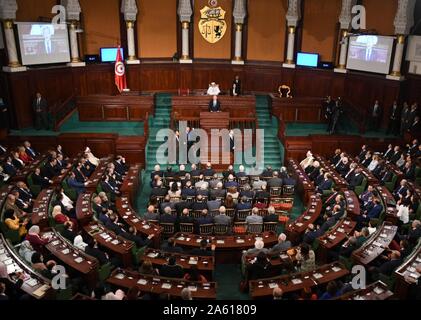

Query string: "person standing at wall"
[32, 93, 49, 130]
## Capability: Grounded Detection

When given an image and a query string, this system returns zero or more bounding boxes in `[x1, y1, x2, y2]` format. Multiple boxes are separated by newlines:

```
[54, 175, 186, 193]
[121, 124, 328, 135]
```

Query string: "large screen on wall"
[17, 22, 71, 66]
[346, 35, 394, 74]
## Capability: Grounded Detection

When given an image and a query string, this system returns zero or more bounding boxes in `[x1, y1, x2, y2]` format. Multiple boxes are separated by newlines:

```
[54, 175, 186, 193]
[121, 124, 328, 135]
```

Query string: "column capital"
[338, 0, 357, 30]
[0, 0, 18, 20]
[393, 0, 416, 35]
[233, 0, 247, 25]
[61, 0, 81, 21]
[121, 0, 138, 22]
[178, 0, 193, 23]
[286, 0, 301, 27]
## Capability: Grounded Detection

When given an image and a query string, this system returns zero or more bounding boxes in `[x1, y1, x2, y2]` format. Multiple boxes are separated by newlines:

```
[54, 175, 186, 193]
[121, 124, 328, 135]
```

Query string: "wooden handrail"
[52, 94, 77, 131]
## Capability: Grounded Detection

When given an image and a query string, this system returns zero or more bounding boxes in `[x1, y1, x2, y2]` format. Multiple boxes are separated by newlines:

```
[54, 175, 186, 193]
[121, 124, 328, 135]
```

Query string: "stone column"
[178, 0, 193, 63]
[334, 0, 356, 73]
[283, 0, 301, 69]
[121, 0, 140, 64]
[0, 0, 26, 72]
[232, 0, 246, 64]
[387, 0, 416, 81]
[62, 0, 85, 67]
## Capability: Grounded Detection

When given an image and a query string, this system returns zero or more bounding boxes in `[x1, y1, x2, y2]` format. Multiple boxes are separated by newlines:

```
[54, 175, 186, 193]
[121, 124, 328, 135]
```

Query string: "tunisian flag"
[114, 46, 127, 93]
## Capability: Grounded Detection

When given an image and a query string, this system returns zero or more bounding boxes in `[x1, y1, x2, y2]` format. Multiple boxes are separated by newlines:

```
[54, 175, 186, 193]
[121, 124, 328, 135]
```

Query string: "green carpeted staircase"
[255, 95, 284, 170]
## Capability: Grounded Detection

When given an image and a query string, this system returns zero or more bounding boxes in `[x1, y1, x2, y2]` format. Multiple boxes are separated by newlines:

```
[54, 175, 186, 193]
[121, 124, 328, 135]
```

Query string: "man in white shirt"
[207, 82, 221, 96]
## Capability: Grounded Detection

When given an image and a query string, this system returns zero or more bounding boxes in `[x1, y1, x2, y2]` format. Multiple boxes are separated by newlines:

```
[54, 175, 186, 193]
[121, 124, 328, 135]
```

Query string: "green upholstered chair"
[354, 178, 367, 196]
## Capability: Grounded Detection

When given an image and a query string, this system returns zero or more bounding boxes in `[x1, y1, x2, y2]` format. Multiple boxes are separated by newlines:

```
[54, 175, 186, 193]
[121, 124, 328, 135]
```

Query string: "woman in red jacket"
[18, 146, 33, 164]
[25, 225, 50, 253]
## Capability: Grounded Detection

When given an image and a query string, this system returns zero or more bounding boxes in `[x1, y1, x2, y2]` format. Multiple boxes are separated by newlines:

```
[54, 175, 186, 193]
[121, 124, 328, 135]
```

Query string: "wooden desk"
[0, 185, 14, 209]
[317, 218, 357, 263]
[269, 94, 323, 123]
[287, 159, 314, 203]
[249, 262, 349, 299]
[116, 196, 162, 248]
[77, 95, 154, 122]
[352, 222, 398, 265]
[76, 192, 94, 226]
[173, 232, 278, 264]
[107, 269, 217, 299]
[335, 280, 394, 300]
[44, 230, 99, 288]
[376, 186, 398, 224]
[85, 156, 113, 192]
[0, 234, 52, 299]
[31, 188, 55, 230]
[200, 112, 230, 131]
[343, 190, 360, 217]
[394, 240, 421, 299]
[285, 194, 322, 244]
[315, 156, 348, 189]
[120, 164, 141, 202]
[83, 222, 135, 267]
[142, 248, 215, 280]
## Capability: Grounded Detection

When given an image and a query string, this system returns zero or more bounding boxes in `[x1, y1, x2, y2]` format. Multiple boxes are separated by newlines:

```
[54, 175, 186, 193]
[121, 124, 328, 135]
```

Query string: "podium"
[200, 112, 230, 131]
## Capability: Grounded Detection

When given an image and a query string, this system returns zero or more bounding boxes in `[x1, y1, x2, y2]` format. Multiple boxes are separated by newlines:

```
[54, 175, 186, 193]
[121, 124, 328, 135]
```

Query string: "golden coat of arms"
[198, 6, 227, 44]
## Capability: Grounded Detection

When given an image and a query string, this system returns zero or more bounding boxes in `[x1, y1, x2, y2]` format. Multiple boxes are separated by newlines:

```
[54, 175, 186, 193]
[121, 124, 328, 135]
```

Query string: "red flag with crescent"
[114, 46, 127, 93]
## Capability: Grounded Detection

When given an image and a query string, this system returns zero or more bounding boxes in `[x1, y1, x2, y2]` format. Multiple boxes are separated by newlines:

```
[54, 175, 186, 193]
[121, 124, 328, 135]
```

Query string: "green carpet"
[10, 111, 145, 137]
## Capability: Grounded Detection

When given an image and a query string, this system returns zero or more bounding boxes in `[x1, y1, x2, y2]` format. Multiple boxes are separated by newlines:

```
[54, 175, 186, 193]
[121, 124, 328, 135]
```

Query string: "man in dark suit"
[3, 157, 17, 176]
[159, 207, 177, 224]
[317, 174, 333, 194]
[162, 238, 184, 253]
[67, 172, 86, 195]
[393, 180, 408, 201]
[232, 75, 241, 96]
[23, 141, 37, 159]
[409, 116, 420, 136]
[32, 92, 49, 130]
[357, 145, 368, 163]
[386, 101, 400, 135]
[209, 96, 221, 113]
[349, 168, 364, 190]
[0, 144, 7, 155]
[267, 171, 283, 189]
[159, 256, 184, 279]
[389, 146, 401, 163]
[357, 198, 383, 227]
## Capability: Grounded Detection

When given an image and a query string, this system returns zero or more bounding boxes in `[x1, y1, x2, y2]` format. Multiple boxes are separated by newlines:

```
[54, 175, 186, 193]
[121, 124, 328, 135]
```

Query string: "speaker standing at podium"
[209, 96, 221, 113]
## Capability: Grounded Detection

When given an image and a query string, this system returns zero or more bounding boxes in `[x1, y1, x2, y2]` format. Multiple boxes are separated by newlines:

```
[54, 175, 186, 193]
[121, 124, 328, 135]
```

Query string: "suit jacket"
[32, 173, 50, 188]
[159, 264, 184, 279]
[159, 214, 176, 224]
[85, 246, 108, 265]
[349, 173, 364, 187]
[246, 215, 263, 224]
[267, 177, 283, 188]
[3, 163, 16, 176]
[25, 147, 37, 159]
[390, 152, 401, 164]
[18, 188, 33, 203]
[32, 97, 48, 113]
[214, 214, 231, 225]
[68, 177, 85, 194]
[209, 100, 221, 112]
[232, 79, 241, 96]
[367, 204, 383, 219]
[379, 259, 402, 276]
[318, 179, 333, 192]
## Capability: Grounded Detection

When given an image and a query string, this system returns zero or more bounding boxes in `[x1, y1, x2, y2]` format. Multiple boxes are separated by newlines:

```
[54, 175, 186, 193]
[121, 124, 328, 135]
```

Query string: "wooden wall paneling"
[115, 136, 146, 166]
[6, 72, 32, 128]
[139, 64, 180, 92]
[103, 105, 128, 120]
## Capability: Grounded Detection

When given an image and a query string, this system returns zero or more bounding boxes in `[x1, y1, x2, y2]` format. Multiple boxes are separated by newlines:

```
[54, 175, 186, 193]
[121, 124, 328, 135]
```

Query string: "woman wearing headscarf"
[73, 235, 88, 251]
[18, 240, 36, 264]
[0, 261, 24, 300]
[25, 225, 49, 252]
[84, 147, 99, 167]
[51, 205, 78, 229]
[3, 209, 28, 238]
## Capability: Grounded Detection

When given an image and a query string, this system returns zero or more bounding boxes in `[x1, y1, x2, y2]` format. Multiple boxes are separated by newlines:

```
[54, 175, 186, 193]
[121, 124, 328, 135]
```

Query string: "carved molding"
[178, 0, 193, 23]
[393, 0, 416, 35]
[0, 0, 18, 20]
[286, 0, 301, 27]
[61, 0, 81, 21]
[233, 0, 247, 24]
[121, 0, 138, 22]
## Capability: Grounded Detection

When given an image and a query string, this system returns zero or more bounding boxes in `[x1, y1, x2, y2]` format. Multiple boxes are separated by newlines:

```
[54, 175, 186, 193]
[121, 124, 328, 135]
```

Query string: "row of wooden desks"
[31, 188, 55, 230]
[173, 232, 278, 264]
[11, 155, 46, 183]
[394, 240, 421, 299]
[315, 156, 348, 189]
[0, 234, 52, 299]
[376, 185, 398, 224]
[44, 230, 99, 288]
[352, 222, 398, 265]
[120, 164, 141, 203]
[107, 269, 217, 299]
[287, 159, 314, 202]
[343, 189, 361, 217]
[335, 280, 394, 300]
[249, 262, 349, 299]
[317, 217, 357, 263]
[285, 193, 322, 244]
[83, 221, 135, 267]
[116, 196, 162, 248]
[84, 156, 113, 192]
[142, 248, 215, 280]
